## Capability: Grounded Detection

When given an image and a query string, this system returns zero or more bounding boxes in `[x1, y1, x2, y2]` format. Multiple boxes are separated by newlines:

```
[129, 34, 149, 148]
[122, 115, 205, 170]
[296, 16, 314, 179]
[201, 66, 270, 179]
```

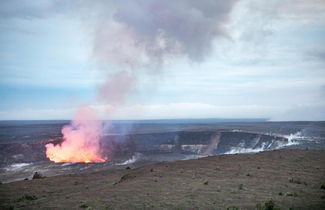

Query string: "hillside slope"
[1, 150, 324, 209]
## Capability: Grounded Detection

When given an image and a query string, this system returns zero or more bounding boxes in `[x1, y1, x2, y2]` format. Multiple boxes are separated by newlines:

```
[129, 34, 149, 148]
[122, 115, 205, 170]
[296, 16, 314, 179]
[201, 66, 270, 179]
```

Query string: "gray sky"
[0, 0, 325, 120]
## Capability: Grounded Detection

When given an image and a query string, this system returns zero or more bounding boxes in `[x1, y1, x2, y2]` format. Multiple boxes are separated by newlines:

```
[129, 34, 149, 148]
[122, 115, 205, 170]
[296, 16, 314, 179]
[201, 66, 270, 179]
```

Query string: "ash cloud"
[0, 0, 76, 19]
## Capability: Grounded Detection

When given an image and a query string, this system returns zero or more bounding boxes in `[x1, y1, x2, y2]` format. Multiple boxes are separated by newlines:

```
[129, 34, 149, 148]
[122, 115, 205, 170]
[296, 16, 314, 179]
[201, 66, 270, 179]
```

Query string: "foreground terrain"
[0, 149, 324, 209]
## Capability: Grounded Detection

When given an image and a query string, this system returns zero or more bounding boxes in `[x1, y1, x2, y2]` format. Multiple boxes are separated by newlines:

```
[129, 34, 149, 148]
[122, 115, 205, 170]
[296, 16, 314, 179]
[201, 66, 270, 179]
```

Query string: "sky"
[0, 0, 325, 121]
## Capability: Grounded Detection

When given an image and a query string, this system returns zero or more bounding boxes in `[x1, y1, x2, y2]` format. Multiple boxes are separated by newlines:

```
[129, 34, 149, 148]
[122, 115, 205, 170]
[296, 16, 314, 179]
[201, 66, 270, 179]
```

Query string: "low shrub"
[256, 199, 281, 210]
[17, 195, 38, 202]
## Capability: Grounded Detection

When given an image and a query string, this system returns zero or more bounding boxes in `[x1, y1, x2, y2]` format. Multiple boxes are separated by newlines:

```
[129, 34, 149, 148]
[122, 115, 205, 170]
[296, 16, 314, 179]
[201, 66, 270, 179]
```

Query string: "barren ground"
[0, 149, 325, 210]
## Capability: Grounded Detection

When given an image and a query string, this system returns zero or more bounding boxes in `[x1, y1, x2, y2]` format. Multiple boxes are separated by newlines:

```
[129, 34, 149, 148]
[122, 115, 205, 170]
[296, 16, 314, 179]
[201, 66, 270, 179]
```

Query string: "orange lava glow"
[45, 106, 106, 163]
[46, 143, 106, 163]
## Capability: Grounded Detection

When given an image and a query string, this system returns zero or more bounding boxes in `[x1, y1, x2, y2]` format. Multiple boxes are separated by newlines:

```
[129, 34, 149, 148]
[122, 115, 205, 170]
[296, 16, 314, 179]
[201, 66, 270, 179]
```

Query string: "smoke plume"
[94, 0, 239, 102]
[46, 0, 239, 162]
[46, 106, 105, 162]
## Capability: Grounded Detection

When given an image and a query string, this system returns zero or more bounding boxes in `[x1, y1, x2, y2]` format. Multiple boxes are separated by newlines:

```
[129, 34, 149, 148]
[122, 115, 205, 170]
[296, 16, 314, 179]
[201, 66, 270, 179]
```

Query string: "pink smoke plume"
[98, 70, 136, 105]
[45, 0, 238, 163]
[46, 106, 106, 163]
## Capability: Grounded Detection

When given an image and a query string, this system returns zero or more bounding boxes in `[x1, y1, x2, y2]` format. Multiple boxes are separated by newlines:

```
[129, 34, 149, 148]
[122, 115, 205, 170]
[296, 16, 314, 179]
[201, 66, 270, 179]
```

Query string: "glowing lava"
[45, 106, 106, 163]
[46, 142, 106, 163]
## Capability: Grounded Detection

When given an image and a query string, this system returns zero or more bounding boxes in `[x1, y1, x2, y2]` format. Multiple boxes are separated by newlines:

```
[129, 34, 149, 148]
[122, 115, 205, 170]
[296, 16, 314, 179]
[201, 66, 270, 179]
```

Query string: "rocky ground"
[0, 149, 324, 210]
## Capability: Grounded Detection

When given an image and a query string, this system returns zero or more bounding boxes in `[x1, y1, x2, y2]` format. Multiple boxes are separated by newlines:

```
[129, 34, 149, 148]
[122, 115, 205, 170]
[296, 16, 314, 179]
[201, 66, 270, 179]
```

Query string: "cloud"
[0, 0, 69, 19]
[273, 104, 325, 121]
[307, 49, 325, 63]
[278, 0, 325, 22]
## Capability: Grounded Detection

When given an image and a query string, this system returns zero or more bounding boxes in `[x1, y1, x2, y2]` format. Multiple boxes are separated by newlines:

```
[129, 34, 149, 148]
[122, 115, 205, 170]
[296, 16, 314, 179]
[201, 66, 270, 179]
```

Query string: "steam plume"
[46, 0, 239, 162]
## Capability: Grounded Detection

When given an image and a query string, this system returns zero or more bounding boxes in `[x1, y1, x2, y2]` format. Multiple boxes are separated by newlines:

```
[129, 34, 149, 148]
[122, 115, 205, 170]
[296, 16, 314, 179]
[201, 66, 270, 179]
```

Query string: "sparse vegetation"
[256, 199, 281, 210]
[286, 192, 298, 197]
[227, 206, 239, 210]
[79, 203, 89, 208]
[187, 193, 197, 199]
[320, 184, 325, 190]
[264, 200, 276, 210]
[288, 178, 306, 185]
[1, 150, 324, 209]
[17, 195, 38, 202]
